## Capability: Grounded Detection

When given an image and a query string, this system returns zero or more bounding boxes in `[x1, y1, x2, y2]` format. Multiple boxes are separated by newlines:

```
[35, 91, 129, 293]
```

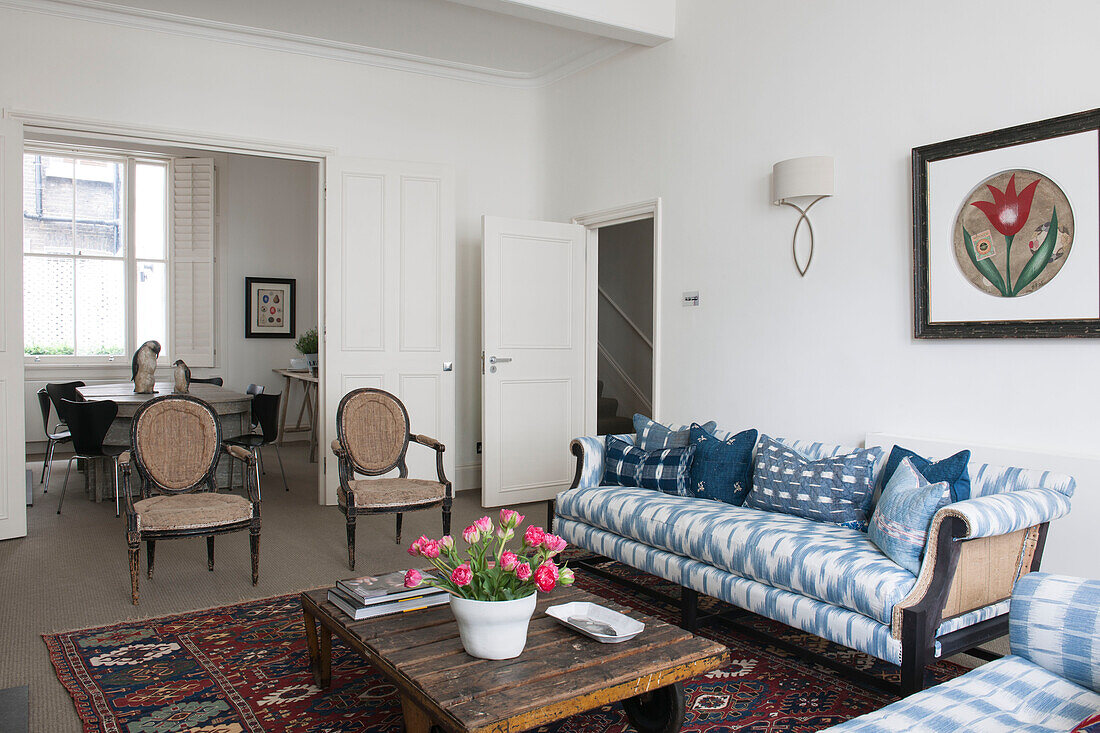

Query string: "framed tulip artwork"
[913, 108, 1100, 338]
[245, 277, 296, 338]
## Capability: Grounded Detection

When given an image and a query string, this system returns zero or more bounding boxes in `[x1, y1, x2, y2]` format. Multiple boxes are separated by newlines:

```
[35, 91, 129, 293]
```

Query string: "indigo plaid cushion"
[878, 445, 971, 502]
[745, 434, 883, 530]
[602, 435, 696, 496]
[688, 423, 758, 505]
[633, 414, 716, 450]
[868, 458, 951, 574]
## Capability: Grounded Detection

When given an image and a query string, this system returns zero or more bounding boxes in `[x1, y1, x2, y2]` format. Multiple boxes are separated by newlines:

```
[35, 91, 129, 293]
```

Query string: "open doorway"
[594, 219, 654, 434]
[19, 127, 324, 528]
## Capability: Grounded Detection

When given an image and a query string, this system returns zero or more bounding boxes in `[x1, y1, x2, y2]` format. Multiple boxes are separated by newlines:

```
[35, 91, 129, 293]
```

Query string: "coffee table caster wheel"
[622, 681, 686, 733]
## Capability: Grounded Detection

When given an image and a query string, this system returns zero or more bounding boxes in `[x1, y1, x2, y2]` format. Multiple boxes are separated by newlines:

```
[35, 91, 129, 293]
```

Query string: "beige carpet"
[2, 444, 549, 732]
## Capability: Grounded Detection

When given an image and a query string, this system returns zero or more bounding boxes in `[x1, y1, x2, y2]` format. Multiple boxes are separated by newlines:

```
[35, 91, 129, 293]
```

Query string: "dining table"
[272, 368, 319, 463]
[74, 382, 252, 502]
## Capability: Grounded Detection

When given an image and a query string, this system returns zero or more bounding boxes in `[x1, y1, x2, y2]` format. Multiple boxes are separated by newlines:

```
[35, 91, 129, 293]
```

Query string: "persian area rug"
[45, 557, 966, 733]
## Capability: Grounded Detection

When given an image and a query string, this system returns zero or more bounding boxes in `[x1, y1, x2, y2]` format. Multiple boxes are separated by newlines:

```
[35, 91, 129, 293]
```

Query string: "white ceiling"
[50, 0, 632, 84]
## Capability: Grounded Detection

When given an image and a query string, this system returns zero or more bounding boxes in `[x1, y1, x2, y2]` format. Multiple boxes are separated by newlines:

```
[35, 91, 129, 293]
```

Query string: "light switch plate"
[682, 291, 700, 307]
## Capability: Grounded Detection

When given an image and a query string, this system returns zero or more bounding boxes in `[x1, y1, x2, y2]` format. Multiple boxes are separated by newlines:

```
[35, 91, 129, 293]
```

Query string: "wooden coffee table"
[300, 585, 728, 733]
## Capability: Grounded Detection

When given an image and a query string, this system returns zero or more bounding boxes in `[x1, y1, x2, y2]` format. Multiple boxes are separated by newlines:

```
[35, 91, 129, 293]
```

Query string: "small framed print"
[913, 108, 1100, 338]
[245, 277, 295, 339]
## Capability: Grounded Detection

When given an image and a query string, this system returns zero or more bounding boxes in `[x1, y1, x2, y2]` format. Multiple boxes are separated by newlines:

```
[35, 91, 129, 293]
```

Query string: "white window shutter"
[170, 158, 216, 367]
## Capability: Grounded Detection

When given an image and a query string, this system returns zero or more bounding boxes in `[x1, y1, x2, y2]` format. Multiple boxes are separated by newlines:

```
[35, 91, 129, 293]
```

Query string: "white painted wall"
[3, 4, 548, 490]
[543, 0, 1100, 577]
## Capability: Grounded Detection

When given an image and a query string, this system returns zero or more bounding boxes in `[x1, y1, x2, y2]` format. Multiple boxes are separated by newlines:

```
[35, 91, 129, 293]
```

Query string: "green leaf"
[963, 227, 1009, 296]
[1011, 207, 1059, 296]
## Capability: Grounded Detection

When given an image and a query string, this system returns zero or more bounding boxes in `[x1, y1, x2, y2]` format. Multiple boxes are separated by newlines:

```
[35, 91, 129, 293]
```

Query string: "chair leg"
[57, 456, 77, 514]
[273, 445, 289, 492]
[129, 541, 141, 605]
[146, 540, 156, 578]
[346, 514, 357, 570]
[252, 449, 262, 502]
[250, 529, 260, 585]
[258, 446, 265, 476]
[207, 536, 215, 571]
[113, 457, 121, 518]
[43, 439, 56, 493]
[395, 513, 403, 545]
[227, 456, 234, 492]
[41, 438, 51, 484]
[443, 496, 452, 537]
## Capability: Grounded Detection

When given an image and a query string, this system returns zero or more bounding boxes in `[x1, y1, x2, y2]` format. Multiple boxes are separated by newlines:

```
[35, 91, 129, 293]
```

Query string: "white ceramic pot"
[448, 593, 537, 660]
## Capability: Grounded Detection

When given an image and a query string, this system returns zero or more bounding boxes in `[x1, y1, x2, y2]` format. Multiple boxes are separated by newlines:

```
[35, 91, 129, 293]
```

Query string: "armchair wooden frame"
[331, 388, 452, 570]
[122, 395, 261, 605]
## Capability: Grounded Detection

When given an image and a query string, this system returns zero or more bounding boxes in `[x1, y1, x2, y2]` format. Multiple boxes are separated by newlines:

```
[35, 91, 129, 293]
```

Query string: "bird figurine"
[173, 359, 192, 394]
[131, 340, 161, 394]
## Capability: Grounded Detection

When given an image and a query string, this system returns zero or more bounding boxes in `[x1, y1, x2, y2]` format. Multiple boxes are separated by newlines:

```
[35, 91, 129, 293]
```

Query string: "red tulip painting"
[953, 170, 1074, 297]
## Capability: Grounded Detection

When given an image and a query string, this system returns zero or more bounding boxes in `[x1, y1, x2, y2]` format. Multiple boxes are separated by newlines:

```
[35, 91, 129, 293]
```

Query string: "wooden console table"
[300, 585, 727, 733]
[272, 368, 319, 463]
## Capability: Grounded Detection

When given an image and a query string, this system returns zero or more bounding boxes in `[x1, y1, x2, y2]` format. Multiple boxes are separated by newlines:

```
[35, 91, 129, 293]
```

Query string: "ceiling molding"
[0, 0, 630, 88]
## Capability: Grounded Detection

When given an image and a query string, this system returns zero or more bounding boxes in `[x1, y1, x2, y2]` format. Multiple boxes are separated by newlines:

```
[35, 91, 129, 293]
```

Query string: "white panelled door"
[324, 158, 455, 505]
[0, 120, 26, 539]
[482, 216, 586, 507]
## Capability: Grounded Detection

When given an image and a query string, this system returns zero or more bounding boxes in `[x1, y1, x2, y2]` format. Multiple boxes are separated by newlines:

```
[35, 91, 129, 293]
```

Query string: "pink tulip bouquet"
[404, 509, 574, 601]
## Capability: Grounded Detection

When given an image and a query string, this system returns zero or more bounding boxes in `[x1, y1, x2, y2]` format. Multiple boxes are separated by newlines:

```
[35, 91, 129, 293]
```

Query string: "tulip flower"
[542, 534, 567, 555]
[500, 551, 519, 571]
[499, 508, 524, 529]
[474, 516, 493, 534]
[451, 564, 473, 587]
[534, 561, 558, 592]
[523, 525, 546, 548]
[462, 525, 481, 544]
[515, 562, 532, 580]
[558, 567, 575, 586]
[419, 539, 441, 559]
[439, 535, 455, 551]
[404, 568, 423, 588]
[971, 174, 1040, 238]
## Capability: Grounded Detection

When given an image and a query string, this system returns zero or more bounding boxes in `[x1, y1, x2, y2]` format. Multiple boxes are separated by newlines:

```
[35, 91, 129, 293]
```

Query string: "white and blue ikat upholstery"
[745, 435, 884, 531]
[937, 488, 1072, 539]
[868, 458, 951, 575]
[821, 573, 1100, 732]
[820, 655, 1100, 732]
[602, 435, 696, 496]
[1010, 573, 1100, 694]
[556, 485, 916, 625]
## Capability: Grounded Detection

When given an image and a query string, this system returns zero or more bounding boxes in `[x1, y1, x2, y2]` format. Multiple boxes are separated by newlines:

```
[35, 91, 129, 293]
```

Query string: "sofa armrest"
[1010, 572, 1100, 693]
[935, 488, 1071, 539]
[569, 436, 607, 490]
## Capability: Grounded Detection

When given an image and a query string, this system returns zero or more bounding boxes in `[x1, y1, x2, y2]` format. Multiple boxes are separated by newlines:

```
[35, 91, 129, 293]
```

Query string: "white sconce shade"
[772, 156, 835, 204]
[771, 155, 835, 277]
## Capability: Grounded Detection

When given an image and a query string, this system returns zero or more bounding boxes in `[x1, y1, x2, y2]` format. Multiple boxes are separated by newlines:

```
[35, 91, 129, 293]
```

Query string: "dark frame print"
[244, 277, 296, 339]
[913, 107, 1100, 338]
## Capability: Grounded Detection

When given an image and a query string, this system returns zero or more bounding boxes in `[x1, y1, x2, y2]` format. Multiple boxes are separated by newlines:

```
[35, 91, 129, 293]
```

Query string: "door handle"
[489, 356, 512, 364]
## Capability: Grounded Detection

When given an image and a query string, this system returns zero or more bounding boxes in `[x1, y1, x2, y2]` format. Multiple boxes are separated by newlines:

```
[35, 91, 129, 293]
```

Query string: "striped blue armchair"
[554, 429, 1075, 695]
[822, 573, 1100, 732]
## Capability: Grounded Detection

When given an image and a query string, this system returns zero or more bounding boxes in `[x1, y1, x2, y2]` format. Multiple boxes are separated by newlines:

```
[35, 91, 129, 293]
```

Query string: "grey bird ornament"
[173, 359, 192, 394]
[131, 340, 161, 394]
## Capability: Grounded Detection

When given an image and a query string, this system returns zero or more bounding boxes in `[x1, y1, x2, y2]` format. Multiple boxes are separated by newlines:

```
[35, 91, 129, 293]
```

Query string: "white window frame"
[23, 144, 171, 368]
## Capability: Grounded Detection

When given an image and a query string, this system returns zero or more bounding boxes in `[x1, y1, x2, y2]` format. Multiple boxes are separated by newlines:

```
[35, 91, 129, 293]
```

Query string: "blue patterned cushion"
[1011, 573, 1100, 694]
[868, 458, 951, 575]
[602, 435, 696, 496]
[633, 414, 716, 450]
[687, 423, 758, 505]
[745, 434, 883, 531]
[879, 446, 971, 502]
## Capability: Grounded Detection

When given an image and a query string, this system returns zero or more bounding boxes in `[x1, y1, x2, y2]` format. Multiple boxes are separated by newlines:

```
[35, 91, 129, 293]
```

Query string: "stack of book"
[327, 570, 449, 620]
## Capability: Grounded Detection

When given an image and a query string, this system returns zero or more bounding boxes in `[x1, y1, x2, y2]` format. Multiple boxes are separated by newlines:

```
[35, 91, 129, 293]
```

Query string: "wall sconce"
[772, 155, 835, 277]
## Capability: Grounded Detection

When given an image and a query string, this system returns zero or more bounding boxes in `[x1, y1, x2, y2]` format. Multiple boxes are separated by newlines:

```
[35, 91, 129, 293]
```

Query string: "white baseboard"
[455, 462, 481, 493]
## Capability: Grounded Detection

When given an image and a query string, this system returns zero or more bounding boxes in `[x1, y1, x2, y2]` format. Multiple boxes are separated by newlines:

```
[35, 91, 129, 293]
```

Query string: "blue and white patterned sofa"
[821, 573, 1100, 731]
[555, 431, 1075, 694]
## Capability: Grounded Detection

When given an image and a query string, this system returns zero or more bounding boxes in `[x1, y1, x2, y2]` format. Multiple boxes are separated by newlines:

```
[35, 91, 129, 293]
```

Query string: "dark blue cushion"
[879, 446, 971, 502]
[633, 414, 716, 451]
[602, 435, 696, 496]
[687, 423, 758, 505]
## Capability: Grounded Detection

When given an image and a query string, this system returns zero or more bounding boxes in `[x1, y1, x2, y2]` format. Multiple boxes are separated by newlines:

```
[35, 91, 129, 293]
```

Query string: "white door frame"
[4, 109, 333, 505]
[572, 199, 662, 434]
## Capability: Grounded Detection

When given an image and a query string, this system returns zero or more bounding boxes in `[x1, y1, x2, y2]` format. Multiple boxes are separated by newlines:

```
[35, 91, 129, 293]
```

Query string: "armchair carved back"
[336, 388, 411, 477]
[131, 395, 221, 497]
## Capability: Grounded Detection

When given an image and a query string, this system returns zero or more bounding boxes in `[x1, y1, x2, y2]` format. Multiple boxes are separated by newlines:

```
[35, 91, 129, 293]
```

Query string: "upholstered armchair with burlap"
[331, 388, 452, 570]
[122, 395, 261, 605]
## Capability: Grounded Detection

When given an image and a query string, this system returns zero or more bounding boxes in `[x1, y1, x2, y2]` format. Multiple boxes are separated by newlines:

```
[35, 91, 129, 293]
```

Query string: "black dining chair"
[244, 384, 265, 433]
[37, 388, 72, 493]
[46, 381, 86, 426]
[57, 399, 128, 517]
[190, 376, 224, 386]
[225, 393, 287, 499]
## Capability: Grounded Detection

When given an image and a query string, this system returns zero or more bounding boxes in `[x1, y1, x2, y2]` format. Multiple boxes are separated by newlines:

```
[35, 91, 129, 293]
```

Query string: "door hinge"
[480, 351, 485, 375]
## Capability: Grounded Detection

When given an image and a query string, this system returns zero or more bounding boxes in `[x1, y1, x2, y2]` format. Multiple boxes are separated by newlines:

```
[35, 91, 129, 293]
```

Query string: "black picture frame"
[244, 277, 296, 339]
[913, 107, 1100, 338]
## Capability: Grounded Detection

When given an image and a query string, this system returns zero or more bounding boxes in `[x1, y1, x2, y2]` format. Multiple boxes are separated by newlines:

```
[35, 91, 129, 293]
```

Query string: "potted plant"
[295, 328, 319, 371]
[405, 509, 574, 660]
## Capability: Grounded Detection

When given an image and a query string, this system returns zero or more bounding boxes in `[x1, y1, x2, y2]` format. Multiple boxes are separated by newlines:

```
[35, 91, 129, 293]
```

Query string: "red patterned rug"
[44, 558, 966, 732]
